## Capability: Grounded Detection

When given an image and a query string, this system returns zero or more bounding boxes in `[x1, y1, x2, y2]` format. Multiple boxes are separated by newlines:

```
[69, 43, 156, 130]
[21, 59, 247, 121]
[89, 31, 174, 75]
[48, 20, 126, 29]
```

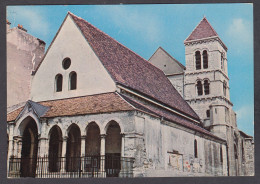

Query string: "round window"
[62, 58, 71, 70]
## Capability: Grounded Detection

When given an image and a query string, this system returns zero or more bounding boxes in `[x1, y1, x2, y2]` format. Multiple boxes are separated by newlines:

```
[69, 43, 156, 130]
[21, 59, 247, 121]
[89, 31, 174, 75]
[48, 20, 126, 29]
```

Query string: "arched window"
[223, 81, 227, 96]
[203, 50, 208, 69]
[69, 72, 77, 90]
[220, 146, 223, 163]
[55, 74, 63, 92]
[194, 139, 198, 158]
[197, 81, 203, 96]
[206, 110, 210, 118]
[204, 80, 210, 95]
[195, 51, 201, 70]
[242, 140, 245, 162]
[221, 53, 224, 70]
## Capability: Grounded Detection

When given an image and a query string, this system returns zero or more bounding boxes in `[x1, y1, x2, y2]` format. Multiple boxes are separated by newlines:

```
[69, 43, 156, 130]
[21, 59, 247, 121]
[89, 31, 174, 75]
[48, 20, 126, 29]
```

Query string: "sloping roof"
[239, 130, 253, 138]
[7, 93, 135, 122]
[119, 93, 225, 142]
[68, 12, 199, 120]
[185, 17, 218, 42]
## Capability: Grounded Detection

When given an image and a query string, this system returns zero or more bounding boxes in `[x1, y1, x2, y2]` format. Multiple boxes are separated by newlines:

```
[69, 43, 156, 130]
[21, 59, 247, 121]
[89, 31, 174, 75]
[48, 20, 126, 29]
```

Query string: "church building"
[7, 12, 254, 178]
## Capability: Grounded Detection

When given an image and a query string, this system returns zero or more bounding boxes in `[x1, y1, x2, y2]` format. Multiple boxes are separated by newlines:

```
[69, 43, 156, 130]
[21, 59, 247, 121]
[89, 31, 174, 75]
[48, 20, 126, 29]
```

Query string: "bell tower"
[184, 17, 232, 132]
[184, 17, 241, 176]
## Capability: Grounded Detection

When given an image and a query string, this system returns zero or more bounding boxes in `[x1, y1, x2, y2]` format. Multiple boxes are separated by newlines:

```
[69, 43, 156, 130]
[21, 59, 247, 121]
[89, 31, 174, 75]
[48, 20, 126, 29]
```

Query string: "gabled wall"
[31, 15, 116, 102]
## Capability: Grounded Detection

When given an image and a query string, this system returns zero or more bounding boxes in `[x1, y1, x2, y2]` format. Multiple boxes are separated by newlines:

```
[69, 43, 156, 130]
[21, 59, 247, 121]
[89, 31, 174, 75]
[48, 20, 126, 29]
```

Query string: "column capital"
[39, 137, 48, 141]
[63, 136, 68, 141]
[81, 135, 86, 139]
[100, 134, 107, 138]
[13, 136, 22, 140]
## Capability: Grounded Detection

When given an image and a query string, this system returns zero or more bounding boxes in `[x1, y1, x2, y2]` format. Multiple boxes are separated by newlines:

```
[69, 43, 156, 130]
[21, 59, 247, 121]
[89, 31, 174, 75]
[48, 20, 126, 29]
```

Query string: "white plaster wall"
[31, 15, 116, 102]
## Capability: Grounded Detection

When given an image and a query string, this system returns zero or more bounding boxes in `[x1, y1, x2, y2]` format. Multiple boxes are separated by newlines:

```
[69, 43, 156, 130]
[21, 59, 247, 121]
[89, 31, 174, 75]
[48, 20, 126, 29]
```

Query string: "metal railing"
[8, 155, 134, 178]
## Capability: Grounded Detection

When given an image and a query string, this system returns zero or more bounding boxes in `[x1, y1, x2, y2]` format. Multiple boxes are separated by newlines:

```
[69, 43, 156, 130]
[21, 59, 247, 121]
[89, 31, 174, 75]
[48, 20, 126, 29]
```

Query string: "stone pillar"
[121, 133, 125, 157]
[120, 133, 126, 177]
[222, 144, 228, 176]
[100, 134, 106, 177]
[38, 137, 49, 157]
[81, 136, 86, 157]
[17, 137, 23, 158]
[61, 136, 67, 172]
[7, 123, 15, 159]
[7, 123, 15, 175]
[80, 136, 86, 172]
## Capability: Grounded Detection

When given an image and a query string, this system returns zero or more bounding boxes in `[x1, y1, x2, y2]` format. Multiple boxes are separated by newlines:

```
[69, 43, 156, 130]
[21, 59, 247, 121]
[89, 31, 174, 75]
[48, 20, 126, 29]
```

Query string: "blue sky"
[7, 4, 254, 136]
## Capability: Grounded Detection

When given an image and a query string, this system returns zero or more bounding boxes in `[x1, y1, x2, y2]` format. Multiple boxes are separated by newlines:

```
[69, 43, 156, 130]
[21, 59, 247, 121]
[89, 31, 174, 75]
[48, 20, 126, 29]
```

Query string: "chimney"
[17, 24, 27, 32]
[6, 20, 11, 32]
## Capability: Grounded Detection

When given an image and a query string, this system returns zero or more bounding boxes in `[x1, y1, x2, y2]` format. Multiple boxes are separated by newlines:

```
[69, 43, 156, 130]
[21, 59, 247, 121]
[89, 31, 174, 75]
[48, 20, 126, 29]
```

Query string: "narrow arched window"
[242, 140, 245, 162]
[220, 146, 223, 163]
[203, 50, 208, 69]
[55, 74, 63, 92]
[194, 139, 198, 158]
[223, 81, 227, 96]
[69, 72, 77, 90]
[206, 110, 210, 118]
[195, 51, 201, 70]
[197, 81, 203, 96]
[204, 80, 210, 95]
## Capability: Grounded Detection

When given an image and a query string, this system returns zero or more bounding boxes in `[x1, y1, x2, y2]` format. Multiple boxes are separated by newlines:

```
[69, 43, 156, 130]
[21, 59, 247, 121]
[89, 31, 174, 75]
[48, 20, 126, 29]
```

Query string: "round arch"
[85, 122, 101, 156]
[102, 118, 125, 135]
[66, 123, 81, 172]
[48, 125, 63, 172]
[15, 114, 41, 137]
[19, 117, 38, 177]
[104, 120, 122, 177]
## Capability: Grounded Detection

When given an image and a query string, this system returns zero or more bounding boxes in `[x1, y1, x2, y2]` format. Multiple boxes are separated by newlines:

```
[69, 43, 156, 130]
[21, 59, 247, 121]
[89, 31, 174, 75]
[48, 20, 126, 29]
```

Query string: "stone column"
[17, 137, 23, 158]
[7, 123, 15, 175]
[38, 137, 48, 157]
[7, 123, 15, 159]
[100, 134, 106, 177]
[80, 136, 86, 172]
[120, 133, 126, 177]
[121, 133, 125, 157]
[61, 136, 67, 172]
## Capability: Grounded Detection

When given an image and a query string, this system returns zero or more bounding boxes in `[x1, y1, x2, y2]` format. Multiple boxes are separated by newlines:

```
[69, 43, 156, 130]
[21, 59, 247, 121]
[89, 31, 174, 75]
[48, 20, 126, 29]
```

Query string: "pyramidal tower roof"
[185, 17, 218, 42]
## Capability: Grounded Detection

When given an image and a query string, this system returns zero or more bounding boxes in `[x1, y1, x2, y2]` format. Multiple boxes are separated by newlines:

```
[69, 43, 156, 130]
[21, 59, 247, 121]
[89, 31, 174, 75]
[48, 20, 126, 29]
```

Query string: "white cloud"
[236, 105, 253, 120]
[7, 6, 49, 36]
[91, 6, 164, 43]
[226, 18, 253, 46]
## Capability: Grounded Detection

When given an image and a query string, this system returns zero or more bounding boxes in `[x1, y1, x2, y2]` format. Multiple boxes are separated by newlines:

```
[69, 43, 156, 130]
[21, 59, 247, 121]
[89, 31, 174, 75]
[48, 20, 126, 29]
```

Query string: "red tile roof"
[185, 17, 218, 42]
[7, 93, 135, 122]
[68, 12, 199, 120]
[119, 93, 225, 142]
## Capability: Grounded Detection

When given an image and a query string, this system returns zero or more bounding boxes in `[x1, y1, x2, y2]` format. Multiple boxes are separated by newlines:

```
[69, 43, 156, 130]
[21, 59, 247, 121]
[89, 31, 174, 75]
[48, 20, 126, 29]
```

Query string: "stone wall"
[167, 74, 184, 97]
[7, 25, 45, 110]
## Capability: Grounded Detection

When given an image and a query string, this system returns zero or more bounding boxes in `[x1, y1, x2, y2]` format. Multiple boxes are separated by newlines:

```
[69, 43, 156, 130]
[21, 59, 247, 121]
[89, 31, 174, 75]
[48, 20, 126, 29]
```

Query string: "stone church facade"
[7, 12, 254, 178]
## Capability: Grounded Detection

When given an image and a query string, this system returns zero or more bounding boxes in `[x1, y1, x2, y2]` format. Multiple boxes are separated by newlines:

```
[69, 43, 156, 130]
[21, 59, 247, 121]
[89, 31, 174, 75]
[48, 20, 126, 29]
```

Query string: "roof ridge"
[68, 12, 153, 66]
[203, 17, 218, 36]
[36, 92, 116, 103]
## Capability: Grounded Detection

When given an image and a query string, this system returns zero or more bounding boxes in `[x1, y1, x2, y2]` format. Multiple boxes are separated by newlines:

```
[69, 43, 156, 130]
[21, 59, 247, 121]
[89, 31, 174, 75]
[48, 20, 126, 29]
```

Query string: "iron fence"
[8, 155, 134, 178]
